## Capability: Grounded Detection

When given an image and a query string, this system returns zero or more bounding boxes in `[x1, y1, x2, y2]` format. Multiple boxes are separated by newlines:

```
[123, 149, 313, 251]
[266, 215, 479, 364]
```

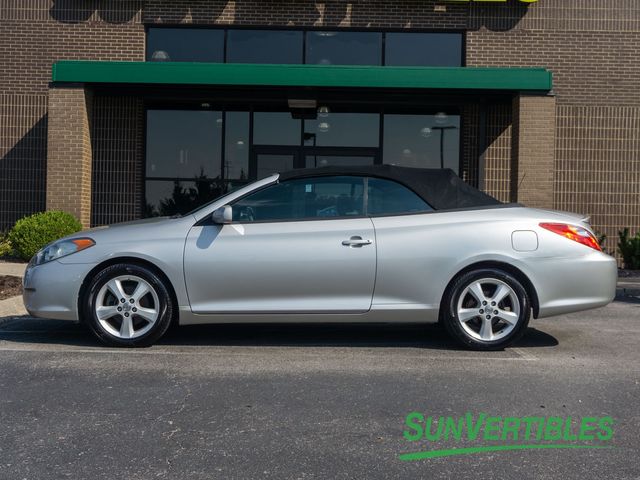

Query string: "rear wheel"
[81, 264, 174, 347]
[442, 268, 530, 350]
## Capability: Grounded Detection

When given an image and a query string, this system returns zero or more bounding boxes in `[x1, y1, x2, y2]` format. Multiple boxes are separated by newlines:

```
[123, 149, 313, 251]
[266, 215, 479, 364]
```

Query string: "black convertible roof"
[278, 165, 502, 211]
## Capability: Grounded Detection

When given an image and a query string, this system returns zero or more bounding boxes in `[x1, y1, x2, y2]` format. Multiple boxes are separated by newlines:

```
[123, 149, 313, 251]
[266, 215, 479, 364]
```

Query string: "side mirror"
[211, 205, 233, 224]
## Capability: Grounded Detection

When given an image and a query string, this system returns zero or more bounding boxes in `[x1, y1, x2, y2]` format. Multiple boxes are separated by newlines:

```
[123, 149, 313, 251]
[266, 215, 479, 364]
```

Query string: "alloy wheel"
[456, 278, 521, 342]
[95, 275, 160, 340]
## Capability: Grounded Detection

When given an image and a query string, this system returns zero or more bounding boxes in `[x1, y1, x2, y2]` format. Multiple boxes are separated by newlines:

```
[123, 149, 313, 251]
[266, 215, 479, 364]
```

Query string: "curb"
[616, 287, 640, 298]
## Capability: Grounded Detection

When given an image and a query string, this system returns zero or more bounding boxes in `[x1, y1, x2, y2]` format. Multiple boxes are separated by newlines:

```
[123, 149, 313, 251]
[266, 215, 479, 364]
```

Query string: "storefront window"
[304, 113, 379, 147]
[145, 109, 462, 216]
[227, 30, 303, 64]
[305, 31, 382, 66]
[385, 33, 463, 67]
[145, 110, 223, 217]
[253, 112, 301, 145]
[145, 180, 225, 217]
[146, 28, 224, 63]
[305, 155, 375, 168]
[224, 112, 250, 180]
[383, 113, 460, 173]
[146, 28, 462, 67]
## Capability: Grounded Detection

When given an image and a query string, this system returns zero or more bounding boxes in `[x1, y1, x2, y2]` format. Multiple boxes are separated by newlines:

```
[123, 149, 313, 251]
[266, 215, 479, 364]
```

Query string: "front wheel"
[442, 268, 531, 350]
[81, 263, 175, 347]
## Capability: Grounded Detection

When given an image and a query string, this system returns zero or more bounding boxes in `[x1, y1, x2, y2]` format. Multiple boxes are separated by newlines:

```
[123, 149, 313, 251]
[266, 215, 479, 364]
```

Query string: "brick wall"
[0, 1, 144, 229]
[46, 87, 93, 226]
[467, 0, 640, 253]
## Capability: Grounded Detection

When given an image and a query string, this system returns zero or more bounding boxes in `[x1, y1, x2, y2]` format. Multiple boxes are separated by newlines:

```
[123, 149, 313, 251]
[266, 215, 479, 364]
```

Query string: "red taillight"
[540, 223, 602, 251]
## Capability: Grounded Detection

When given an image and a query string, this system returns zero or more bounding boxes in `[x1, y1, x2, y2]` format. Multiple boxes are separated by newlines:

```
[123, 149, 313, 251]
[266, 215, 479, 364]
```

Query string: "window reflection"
[145, 109, 463, 217]
[146, 28, 224, 63]
[146, 110, 222, 179]
[227, 30, 303, 64]
[305, 155, 374, 168]
[145, 28, 463, 67]
[385, 33, 463, 67]
[306, 31, 382, 66]
[304, 113, 379, 147]
[145, 179, 225, 217]
[224, 112, 250, 180]
[383, 114, 460, 173]
[253, 112, 301, 145]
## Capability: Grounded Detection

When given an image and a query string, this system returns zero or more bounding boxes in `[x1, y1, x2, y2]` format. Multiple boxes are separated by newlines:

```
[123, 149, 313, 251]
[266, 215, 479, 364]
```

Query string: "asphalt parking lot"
[0, 298, 638, 479]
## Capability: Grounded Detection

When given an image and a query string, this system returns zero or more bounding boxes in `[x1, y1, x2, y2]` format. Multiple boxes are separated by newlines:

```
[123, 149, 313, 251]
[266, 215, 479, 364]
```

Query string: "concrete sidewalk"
[0, 261, 26, 278]
[0, 295, 26, 318]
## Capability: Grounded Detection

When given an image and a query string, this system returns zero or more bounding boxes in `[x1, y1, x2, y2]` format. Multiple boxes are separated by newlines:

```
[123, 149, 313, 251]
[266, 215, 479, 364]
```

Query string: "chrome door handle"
[342, 236, 373, 247]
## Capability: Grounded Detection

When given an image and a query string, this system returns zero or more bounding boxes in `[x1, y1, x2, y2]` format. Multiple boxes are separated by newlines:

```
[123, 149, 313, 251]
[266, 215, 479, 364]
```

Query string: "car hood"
[67, 215, 197, 244]
[88, 216, 175, 231]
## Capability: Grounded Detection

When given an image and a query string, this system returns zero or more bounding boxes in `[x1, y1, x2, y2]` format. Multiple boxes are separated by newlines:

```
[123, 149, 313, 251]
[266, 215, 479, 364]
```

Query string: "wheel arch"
[440, 261, 540, 319]
[77, 256, 179, 324]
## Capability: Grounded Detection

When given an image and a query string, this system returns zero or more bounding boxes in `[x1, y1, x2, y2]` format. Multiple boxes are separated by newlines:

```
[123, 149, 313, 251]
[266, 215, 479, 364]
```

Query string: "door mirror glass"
[212, 205, 233, 224]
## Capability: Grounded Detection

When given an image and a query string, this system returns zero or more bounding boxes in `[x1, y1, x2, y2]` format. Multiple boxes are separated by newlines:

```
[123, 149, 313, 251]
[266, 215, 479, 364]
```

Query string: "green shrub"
[0, 232, 12, 258]
[595, 230, 608, 255]
[8, 211, 82, 261]
[618, 228, 640, 270]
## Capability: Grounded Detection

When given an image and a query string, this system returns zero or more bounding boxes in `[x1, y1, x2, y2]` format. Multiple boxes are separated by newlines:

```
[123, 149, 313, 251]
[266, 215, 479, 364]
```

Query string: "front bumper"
[23, 260, 94, 321]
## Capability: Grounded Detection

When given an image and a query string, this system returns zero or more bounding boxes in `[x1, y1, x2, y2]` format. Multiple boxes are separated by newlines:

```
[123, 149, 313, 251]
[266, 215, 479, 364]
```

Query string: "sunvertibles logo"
[399, 412, 614, 461]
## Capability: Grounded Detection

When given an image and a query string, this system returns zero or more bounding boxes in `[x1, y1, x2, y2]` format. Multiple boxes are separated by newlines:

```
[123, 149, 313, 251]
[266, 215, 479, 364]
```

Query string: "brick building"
[1, 0, 638, 253]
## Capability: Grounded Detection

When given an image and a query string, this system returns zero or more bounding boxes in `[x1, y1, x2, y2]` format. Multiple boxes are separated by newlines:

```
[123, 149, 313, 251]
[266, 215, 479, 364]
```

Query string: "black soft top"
[278, 165, 502, 211]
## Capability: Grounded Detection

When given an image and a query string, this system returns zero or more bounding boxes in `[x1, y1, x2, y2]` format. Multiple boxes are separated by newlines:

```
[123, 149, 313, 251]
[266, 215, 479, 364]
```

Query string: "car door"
[184, 175, 376, 313]
[365, 177, 438, 307]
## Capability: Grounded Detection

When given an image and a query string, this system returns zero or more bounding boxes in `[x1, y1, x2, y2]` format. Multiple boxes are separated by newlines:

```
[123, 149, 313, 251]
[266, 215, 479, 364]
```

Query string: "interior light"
[435, 112, 448, 125]
[151, 50, 170, 62]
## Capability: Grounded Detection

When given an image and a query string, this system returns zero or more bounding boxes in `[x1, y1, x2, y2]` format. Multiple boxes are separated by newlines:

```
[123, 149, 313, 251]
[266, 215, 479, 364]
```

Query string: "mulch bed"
[0, 275, 22, 301]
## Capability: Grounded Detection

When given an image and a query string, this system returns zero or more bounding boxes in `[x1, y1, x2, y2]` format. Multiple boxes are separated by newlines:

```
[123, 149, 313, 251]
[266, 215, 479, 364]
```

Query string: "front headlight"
[32, 238, 95, 266]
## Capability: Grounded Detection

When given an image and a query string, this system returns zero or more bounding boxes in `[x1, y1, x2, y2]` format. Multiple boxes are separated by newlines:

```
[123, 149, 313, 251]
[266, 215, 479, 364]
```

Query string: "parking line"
[0, 344, 537, 360]
[511, 347, 538, 361]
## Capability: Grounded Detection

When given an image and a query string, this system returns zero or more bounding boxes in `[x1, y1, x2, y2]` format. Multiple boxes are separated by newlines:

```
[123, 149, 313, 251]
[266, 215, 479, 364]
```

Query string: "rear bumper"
[23, 260, 94, 321]
[529, 252, 617, 318]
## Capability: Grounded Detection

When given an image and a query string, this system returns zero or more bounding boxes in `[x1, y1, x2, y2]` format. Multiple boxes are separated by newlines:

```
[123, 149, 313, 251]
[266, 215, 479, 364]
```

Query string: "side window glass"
[367, 177, 432, 216]
[232, 176, 365, 222]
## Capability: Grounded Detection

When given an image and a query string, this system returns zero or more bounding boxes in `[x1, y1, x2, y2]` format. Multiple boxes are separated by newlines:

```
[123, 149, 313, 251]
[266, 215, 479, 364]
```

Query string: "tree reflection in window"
[145, 169, 227, 217]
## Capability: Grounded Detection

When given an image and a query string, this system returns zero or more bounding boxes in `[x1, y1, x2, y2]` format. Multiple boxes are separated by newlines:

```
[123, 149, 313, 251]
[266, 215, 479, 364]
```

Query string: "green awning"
[52, 61, 552, 93]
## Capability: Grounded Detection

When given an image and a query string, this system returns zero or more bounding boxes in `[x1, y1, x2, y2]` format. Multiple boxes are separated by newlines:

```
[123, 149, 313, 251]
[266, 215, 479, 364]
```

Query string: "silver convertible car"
[23, 166, 617, 349]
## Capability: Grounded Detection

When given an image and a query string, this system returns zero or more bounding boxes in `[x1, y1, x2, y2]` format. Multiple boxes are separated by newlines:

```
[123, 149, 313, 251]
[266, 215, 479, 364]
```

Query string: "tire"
[81, 263, 175, 347]
[441, 268, 530, 351]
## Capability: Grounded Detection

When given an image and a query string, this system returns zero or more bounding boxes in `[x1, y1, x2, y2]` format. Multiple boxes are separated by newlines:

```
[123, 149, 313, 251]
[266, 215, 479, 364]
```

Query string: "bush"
[0, 232, 12, 258]
[8, 211, 82, 261]
[618, 228, 640, 270]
